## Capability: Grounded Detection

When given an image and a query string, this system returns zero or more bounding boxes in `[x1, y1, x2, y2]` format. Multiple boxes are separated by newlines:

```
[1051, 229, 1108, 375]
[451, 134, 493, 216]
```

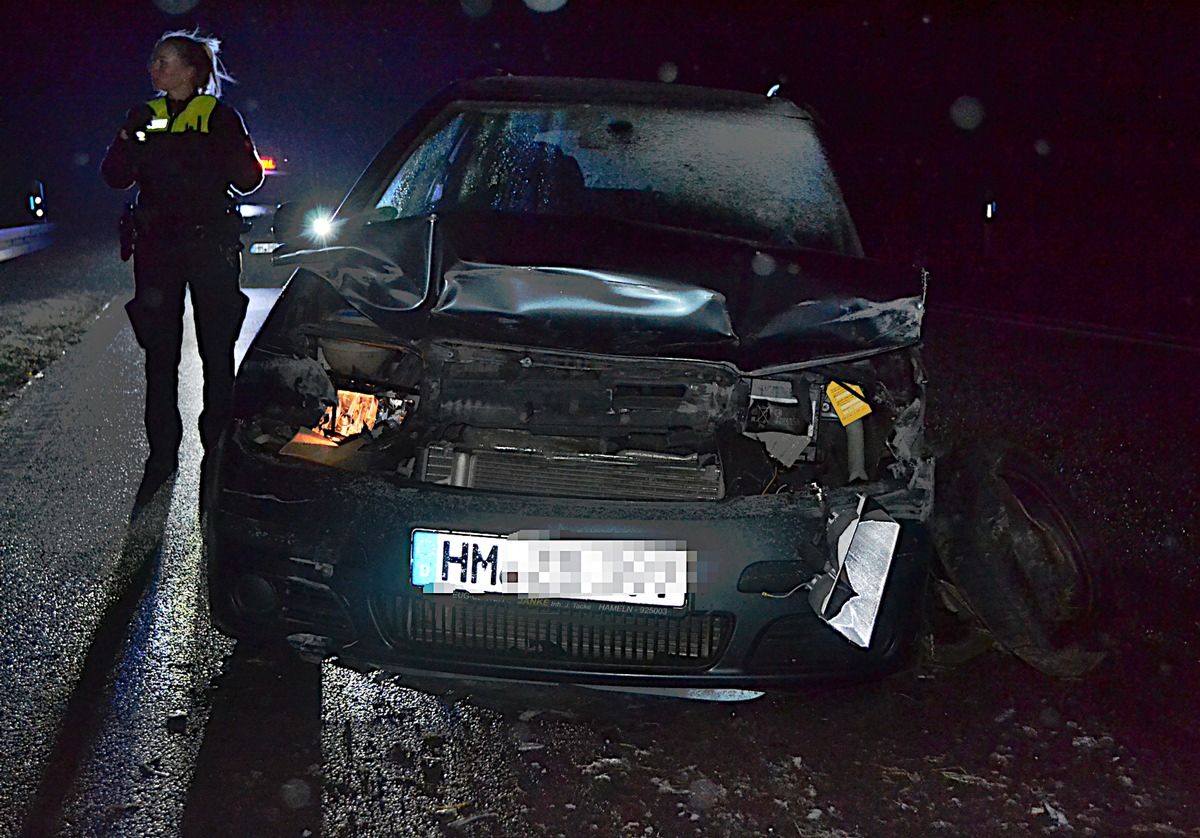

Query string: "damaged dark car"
[204, 76, 940, 695]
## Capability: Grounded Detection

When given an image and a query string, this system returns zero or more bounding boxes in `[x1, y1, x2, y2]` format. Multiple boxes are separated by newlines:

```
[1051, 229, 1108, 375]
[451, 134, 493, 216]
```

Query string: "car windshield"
[374, 102, 863, 255]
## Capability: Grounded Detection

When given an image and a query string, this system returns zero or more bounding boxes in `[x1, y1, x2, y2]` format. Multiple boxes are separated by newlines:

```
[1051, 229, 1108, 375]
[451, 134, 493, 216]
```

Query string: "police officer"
[102, 30, 263, 496]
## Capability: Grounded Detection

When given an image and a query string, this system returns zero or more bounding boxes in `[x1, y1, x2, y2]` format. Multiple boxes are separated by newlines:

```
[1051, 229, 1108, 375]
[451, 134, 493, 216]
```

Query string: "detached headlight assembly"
[280, 389, 414, 465]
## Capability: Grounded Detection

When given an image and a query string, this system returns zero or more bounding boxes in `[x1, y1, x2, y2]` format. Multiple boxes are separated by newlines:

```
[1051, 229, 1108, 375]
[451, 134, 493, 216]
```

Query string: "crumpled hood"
[275, 211, 925, 370]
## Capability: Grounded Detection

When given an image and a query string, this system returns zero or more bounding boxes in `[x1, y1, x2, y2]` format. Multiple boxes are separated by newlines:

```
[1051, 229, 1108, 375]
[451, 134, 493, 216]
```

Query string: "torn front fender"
[810, 495, 902, 647]
[272, 215, 435, 314]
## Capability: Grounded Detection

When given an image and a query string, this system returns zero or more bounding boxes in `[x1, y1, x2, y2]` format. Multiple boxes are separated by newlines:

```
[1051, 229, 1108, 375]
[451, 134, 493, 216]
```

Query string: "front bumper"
[205, 437, 932, 689]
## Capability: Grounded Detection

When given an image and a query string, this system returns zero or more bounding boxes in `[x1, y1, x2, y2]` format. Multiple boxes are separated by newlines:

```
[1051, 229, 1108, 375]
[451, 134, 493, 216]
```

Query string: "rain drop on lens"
[950, 95, 985, 131]
[154, 0, 200, 13]
[523, 0, 567, 12]
[461, 0, 492, 17]
[751, 253, 777, 277]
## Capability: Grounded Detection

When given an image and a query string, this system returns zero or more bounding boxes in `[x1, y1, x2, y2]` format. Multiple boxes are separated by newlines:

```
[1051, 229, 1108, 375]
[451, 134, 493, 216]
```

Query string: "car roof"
[444, 74, 813, 118]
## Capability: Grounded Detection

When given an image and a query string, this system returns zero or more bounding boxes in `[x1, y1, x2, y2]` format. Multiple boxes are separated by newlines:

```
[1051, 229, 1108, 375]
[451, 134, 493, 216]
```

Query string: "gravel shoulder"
[0, 232, 127, 410]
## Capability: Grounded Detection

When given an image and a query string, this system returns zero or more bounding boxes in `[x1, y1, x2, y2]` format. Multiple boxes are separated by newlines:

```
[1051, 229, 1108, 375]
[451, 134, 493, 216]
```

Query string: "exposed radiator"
[418, 443, 722, 501]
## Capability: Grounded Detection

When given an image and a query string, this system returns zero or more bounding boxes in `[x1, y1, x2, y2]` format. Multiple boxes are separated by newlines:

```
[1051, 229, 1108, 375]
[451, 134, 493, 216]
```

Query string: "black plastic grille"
[376, 596, 732, 670]
[278, 577, 355, 637]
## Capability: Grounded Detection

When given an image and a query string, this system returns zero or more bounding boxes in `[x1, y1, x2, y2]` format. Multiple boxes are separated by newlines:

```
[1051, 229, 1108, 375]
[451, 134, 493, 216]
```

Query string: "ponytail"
[156, 29, 236, 97]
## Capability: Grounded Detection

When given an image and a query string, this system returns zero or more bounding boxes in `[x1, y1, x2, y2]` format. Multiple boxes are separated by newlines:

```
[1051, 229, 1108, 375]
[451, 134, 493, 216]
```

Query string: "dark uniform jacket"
[102, 93, 263, 236]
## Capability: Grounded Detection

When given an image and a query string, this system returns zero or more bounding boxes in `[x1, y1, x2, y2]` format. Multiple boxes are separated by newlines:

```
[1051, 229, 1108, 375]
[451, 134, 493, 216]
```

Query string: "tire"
[930, 440, 1108, 677]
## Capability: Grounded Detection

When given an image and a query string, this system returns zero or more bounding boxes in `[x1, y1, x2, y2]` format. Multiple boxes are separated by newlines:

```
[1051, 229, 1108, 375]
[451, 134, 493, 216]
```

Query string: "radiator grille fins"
[419, 444, 722, 501]
[376, 596, 732, 670]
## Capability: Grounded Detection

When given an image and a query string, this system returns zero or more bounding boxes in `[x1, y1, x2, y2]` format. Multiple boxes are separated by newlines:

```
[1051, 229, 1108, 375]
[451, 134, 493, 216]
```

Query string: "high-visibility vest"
[145, 95, 218, 134]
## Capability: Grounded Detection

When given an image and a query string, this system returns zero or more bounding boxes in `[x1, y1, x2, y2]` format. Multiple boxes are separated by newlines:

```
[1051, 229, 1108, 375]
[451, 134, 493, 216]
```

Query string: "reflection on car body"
[204, 76, 935, 695]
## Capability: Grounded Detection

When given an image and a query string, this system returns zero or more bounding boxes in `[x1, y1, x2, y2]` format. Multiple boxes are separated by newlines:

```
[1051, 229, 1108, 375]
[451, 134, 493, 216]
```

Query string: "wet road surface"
[0, 239, 1196, 836]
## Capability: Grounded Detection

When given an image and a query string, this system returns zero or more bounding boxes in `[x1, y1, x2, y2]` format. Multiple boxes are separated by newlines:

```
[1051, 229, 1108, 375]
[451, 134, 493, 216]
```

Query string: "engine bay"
[235, 301, 927, 502]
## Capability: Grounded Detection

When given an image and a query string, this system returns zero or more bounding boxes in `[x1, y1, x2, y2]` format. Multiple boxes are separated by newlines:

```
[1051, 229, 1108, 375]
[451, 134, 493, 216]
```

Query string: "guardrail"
[0, 223, 56, 263]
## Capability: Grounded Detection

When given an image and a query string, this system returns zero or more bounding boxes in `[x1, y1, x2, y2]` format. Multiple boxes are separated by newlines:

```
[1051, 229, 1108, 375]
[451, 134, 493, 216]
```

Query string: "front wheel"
[930, 440, 1108, 677]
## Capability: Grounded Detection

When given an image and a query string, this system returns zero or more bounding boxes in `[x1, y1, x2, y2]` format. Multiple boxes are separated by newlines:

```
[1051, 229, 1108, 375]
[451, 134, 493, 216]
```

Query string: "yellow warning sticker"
[826, 381, 872, 426]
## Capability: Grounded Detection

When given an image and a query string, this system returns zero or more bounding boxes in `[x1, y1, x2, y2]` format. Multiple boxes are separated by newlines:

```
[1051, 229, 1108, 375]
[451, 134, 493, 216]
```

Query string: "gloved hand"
[119, 109, 153, 143]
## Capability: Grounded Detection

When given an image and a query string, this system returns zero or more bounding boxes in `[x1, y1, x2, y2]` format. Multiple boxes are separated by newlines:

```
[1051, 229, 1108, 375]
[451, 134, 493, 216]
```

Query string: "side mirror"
[271, 201, 305, 242]
[272, 203, 398, 249]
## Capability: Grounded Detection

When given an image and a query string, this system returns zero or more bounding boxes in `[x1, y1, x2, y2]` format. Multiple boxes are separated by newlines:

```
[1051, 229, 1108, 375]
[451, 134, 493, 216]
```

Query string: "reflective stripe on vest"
[145, 95, 218, 133]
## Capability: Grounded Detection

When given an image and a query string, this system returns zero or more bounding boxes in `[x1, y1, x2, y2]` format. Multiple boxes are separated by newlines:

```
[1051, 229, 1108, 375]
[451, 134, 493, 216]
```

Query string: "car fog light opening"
[737, 561, 818, 596]
[233, 573, 277, 617]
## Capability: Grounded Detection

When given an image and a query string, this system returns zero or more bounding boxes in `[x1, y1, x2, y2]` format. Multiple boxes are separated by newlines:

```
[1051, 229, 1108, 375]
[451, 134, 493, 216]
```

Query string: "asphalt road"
[0, 237, 1196, 836]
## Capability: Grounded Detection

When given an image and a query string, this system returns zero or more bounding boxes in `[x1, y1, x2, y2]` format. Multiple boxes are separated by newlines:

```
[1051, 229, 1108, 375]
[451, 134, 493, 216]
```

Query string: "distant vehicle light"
[27, 180, 46, 221]
[238, 204, 274, 218]
[260, 156, 277, 172]
[249, 242, 284, 254]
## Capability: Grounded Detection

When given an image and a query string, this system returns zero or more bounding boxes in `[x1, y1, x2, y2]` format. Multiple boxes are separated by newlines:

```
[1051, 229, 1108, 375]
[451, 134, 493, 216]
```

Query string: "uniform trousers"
[126, 230, 248, 470]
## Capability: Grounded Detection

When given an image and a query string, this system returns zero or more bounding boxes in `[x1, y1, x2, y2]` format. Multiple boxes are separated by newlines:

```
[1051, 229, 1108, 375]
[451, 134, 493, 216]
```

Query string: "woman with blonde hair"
[102, 30, 263, 500]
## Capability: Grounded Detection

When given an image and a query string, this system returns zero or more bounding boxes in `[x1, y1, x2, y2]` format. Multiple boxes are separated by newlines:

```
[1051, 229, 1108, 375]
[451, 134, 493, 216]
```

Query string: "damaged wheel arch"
[930, 439, 1108, 678]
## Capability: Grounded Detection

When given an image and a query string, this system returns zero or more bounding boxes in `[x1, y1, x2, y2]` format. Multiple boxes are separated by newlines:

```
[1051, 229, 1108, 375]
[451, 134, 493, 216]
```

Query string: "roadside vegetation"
[0, 293, 111, 404]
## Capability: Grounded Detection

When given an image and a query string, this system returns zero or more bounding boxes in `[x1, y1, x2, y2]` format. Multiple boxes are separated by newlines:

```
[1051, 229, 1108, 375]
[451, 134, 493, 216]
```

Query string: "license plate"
[411, 530, 690, 607]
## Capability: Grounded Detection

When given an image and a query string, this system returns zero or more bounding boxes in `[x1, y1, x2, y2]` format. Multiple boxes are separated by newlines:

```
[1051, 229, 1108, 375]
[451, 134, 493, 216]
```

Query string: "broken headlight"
[279, 389, 416, 466]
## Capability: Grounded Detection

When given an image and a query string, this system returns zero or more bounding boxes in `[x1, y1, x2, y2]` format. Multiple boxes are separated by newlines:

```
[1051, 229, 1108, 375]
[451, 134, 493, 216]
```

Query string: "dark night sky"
[3, 1, 1197, 330]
